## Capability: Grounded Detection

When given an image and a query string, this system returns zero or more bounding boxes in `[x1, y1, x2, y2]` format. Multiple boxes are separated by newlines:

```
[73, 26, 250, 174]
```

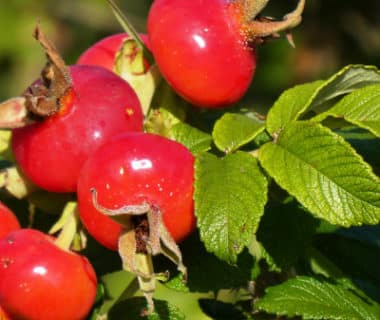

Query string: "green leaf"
[309, 65, 380, 112]
[266, 81, 324, 135]
[198, 299, 246, 320]
[163, 233, 255, 292]
[258, 121, 380, 227]
[335, 127, 380, 176]
[109, 297, 185, 320]
[257, 203, 319, 271]
[212, 113, 265, 153]
[96, 270, 136, 316]
[308, 246, 354, 285]
[266, 65, 380, 135]
[313, 84, 380, 138]
[316, 234, 380, 289]
[169, 122, 212, 154]
[255, 276, 380, 319]
[194, 152, 268, 264]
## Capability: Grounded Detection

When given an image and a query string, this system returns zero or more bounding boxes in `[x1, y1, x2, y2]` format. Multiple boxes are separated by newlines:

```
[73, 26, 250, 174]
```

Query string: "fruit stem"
[233, 0, 270, 21]
[106, 0, 154, 65]
[135, 253, 156, 315]
[241, 0, 305, 40]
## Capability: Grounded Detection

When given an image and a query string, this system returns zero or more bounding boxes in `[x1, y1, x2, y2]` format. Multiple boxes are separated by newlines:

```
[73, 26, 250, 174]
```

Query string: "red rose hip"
[0, 229, 97, 320]
[77, 33, 149, 72]
[0, 202, 20, 240]
[148, 0, 305, 108]
[12, 64, 143, 193]
[77, 132, 195, 250]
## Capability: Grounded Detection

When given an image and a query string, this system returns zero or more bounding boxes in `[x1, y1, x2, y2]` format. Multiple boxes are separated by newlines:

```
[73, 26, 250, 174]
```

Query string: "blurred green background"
[0, 0, 379, 108]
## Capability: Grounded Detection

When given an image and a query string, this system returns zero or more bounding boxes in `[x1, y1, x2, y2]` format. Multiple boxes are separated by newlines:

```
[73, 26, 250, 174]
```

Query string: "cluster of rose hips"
[0, 0, 304, 318]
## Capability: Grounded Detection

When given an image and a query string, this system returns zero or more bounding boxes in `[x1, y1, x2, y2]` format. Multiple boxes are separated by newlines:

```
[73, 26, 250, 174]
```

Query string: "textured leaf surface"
[266, 81, 323, 135]
[314, 84, 380, 137]
[309, 65, 380, 111]
[259, 121, 380, 226]
[169, 122, 212, 154]
[194, 152, 268, 263]
[267, 65, 380, 135]
[256, 276, 380, 319]
[335, 127, 380, 176]
[212, 113, 265, 153]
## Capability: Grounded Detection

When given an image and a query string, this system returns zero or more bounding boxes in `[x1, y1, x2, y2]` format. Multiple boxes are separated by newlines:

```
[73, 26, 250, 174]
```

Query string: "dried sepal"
[91, 188, 187, 314]
[114, 38, 161, 115]
[0, 97, 35, 128]
[0, 24, 73, 128]
[25, 24, 73, 117]
[0, 166, 38, 199]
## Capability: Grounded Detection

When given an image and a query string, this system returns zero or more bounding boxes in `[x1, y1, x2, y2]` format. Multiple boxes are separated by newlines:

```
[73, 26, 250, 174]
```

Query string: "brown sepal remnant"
[133, 215, 149, 254]
[0, 25, 73, 128]
[90, 188, 187, 314]
[23, 24, 72, 117]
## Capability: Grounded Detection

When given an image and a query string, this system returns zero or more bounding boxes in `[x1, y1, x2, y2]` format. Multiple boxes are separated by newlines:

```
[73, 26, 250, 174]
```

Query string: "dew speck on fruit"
[125, 108, 134, 116]
[1, 257, 13, 269]
[19, 282, 31, 293]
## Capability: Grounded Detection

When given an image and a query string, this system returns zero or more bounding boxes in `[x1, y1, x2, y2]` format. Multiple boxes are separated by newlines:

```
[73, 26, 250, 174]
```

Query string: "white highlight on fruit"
[193, 34, 206, 49]
[131, 159, 152, 171]
[33, 265, 47, 276]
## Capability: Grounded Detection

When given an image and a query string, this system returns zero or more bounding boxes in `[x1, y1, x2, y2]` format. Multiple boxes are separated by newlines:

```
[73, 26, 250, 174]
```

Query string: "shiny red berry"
[0, 229, 97, 320]
[77, 132, 195, 250]
[0, 202, 20, 240]
[12, 65, 143, 192]
[148, 0, 256, 108]
[77, 33, 149, 72]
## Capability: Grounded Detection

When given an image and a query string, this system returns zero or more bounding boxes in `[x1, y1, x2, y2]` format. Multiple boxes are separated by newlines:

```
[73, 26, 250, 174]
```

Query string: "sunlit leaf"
[259, 121, 380, 226]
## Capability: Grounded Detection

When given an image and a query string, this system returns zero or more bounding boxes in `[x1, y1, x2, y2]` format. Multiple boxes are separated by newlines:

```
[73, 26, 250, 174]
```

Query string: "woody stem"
[242, 0, 305, 38]
[232, 0, 270, 20]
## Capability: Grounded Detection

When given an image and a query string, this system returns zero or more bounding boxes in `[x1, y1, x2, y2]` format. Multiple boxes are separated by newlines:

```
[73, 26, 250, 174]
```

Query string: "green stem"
[106, 0, 154, 65]
[135, 253, 156, 315]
